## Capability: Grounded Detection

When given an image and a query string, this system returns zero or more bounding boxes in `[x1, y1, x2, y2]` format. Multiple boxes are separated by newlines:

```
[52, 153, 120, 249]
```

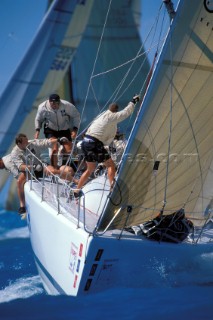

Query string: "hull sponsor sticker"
[73, 274, 78, 288]
[76, 259, 81, 273]
[79, 243, 83, 257]
[69, 242, 78, 273]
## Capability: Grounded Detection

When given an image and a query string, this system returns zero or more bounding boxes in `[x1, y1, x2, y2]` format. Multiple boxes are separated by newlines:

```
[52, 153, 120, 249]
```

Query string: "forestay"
[97, 0, 213, 231]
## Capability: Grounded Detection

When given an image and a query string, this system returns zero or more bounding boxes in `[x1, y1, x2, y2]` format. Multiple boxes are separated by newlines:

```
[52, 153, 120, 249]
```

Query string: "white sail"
[97, 0, 213, 230]
[0, 0, 93, 208]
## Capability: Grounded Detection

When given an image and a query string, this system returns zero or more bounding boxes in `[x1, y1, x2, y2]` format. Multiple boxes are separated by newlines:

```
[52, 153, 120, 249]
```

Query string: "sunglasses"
[50, 101, 60, 104]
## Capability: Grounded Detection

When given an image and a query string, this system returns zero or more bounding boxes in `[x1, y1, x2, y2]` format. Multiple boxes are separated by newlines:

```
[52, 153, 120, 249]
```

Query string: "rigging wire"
[80, 0, 113, 125]
[76, 2, 167, 141]
[110, 3, 168, 172]
[108, 4, 174, 217]
[60, 1, 113, 175]
[66, 2, 177, 198]
[67, 2, 170, 195]
[103, 2, 165, 106]
[76, 41, 164, 138]
[120, 4, 168, 135]
[109, 4, 166, 135]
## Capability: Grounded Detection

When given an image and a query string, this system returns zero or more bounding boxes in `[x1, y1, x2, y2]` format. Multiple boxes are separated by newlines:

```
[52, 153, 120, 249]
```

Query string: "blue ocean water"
[0, 209, 212, 320]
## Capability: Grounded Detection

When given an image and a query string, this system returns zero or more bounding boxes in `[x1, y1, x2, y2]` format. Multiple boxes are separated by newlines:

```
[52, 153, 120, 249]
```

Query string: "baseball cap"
[49, 94, 60, 102]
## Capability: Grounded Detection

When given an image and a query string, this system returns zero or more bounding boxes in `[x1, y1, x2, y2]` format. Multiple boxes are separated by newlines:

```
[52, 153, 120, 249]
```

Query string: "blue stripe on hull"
[34, 253, 66, 295]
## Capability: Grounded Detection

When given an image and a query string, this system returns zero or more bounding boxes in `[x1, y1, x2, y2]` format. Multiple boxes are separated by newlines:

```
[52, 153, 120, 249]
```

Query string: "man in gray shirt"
[8, 133, 77, 217]
[34, 94, 80, 167]
[0, 154, 26, 217]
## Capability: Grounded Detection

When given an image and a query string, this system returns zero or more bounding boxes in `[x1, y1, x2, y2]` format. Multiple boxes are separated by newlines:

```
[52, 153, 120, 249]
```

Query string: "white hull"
[25, 181, 213, 296]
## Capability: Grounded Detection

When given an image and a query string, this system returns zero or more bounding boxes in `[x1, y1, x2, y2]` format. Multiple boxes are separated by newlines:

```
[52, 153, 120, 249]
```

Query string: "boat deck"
[26, 177, 213, 245]
[27, 176, 109, 233]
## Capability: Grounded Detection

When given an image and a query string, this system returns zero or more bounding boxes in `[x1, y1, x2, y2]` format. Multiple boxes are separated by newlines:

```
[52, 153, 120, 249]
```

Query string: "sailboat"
[24, 0, 213, 295]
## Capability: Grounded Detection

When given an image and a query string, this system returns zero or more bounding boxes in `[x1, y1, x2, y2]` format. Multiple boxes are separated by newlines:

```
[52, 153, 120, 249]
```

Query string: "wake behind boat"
[24, 0, 213, 295]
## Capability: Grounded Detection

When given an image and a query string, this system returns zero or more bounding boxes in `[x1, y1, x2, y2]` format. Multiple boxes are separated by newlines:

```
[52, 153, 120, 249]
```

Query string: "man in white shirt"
[76, 95, 140, 194]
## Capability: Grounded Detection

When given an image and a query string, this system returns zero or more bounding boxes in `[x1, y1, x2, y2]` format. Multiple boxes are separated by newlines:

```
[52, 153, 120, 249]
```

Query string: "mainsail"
[97, 0, 213, 231]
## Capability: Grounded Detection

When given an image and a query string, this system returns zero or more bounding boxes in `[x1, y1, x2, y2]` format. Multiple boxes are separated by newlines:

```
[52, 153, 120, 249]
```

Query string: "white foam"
[0, 226, 29, 240]
[0, 275, 44, 303]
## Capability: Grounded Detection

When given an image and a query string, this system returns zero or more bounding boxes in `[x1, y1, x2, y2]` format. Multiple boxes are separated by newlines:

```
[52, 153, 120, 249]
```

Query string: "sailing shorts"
[81, 135, 110, 163]
[44, 128, 72, 141]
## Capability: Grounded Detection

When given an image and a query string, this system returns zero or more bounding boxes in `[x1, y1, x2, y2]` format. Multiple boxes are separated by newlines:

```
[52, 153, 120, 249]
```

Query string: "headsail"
[97, 0, 213, 231]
